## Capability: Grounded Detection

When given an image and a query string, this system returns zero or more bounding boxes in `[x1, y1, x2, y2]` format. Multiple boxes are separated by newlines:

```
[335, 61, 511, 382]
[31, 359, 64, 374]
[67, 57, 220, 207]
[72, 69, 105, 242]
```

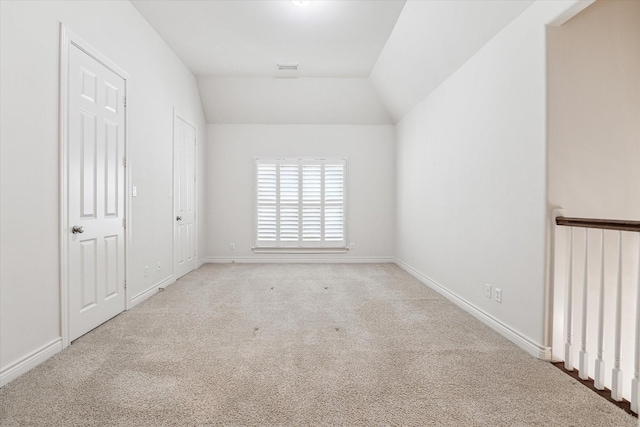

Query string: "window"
[255, 158, 346, 249]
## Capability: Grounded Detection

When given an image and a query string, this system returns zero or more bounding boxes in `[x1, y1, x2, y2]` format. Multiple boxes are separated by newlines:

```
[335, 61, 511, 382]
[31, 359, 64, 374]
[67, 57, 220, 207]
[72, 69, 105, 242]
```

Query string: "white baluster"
[611, 231, 623, 401]
[565, 227, 574, 370]
[594, 229, 606, 390]
[631, 234, 640, 414]
[579, 229, 589, 380]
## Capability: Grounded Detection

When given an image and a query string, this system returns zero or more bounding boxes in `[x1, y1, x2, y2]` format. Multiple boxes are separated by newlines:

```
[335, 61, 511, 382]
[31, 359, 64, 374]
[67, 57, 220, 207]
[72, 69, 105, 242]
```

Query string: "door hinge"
[123, 218, 126, 228]
[124, 280, 127, 290]
[123, 157, 126, 167]
[124, 97, 127, 108]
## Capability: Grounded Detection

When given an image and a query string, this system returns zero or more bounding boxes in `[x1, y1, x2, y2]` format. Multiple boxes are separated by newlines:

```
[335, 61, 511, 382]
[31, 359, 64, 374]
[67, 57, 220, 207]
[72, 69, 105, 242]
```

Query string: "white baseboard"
[198, 256, 395, 264]
[0, 338, 63, 387]
[394, 258, 551, 360]
[130, 275, 176, 307]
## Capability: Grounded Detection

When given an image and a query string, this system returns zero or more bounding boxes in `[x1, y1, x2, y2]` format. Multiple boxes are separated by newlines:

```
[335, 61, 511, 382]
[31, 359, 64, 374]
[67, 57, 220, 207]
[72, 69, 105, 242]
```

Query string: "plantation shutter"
[324, 163, 344, 241]
[256, 164, 276, 242]
[302, 164, 322, 242]
[280, 164, 299, 241]
[255, 158, 346, 249]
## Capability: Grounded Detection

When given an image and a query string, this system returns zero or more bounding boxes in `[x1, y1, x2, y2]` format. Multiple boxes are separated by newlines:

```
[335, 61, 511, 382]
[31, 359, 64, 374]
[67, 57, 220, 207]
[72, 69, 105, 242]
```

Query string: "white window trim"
[253, 157, 348, 252]
[252, 247, 348, 254]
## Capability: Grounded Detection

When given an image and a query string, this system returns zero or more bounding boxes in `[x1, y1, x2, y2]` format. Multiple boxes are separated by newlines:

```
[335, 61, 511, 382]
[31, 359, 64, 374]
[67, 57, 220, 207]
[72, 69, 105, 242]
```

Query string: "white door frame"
[173, 109, 197, 278]
[59, 25, 132, 348]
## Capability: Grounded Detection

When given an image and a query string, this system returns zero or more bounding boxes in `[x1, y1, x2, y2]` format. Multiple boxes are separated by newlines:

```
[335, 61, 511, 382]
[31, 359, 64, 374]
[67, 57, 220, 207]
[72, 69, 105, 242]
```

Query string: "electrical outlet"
[349, 242, 355, 250]
[495, 288, 502, 303]
[144, 266, 148, 277]
[157, 262, 161, 272]
[485, 284, 492, 299]
[229, 242, 235, 250]
[132, 186, 137, 197]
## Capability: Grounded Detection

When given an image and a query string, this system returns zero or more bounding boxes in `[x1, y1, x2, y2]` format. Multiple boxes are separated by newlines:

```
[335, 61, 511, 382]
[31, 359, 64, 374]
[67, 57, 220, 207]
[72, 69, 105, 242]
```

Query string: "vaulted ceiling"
[131, 0, 534, 124]
[130, 0, 406, 77]
[371, 0, 536, 122]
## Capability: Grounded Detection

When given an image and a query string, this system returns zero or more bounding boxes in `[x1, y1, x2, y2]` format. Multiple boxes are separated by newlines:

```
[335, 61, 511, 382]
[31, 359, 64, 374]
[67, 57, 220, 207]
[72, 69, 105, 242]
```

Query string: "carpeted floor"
[0, 263, 636, 426]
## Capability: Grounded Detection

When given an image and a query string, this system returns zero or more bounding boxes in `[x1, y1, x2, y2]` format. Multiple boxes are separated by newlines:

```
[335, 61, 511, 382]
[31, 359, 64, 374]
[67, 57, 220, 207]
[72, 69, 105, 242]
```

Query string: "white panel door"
[174, 115, 196, 278]
[68, 44, 126, 341]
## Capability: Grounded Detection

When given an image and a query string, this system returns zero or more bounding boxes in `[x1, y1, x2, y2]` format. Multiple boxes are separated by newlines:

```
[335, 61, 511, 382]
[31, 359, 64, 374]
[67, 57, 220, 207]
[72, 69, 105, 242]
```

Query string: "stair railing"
[554, 215, 640, 418]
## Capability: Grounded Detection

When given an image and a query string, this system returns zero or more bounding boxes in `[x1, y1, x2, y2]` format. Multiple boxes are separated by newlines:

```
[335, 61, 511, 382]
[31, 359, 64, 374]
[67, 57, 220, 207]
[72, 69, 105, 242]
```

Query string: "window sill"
[252, 247, 349, 254]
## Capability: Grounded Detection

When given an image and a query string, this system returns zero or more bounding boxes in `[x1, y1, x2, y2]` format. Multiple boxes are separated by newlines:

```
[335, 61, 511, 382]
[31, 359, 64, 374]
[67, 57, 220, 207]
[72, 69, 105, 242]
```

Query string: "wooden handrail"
[556, 216, 640, 232]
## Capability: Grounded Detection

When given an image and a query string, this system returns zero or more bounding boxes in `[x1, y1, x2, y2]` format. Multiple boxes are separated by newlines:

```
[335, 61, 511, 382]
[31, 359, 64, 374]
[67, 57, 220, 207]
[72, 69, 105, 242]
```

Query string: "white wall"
[394, 1, 588, 357]
[0, 0, 206, 382]
[548, 0, 640, 220]
[206, 125, 395, 262]
[548, 0, 640, 398]
[197, 77, 392, 125]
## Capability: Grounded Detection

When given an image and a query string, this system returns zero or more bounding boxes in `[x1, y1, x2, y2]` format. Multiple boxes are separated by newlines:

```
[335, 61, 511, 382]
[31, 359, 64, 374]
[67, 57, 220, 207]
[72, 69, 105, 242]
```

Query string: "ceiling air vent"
[275, 63, 299, 78]
[276, 63, 299, 71]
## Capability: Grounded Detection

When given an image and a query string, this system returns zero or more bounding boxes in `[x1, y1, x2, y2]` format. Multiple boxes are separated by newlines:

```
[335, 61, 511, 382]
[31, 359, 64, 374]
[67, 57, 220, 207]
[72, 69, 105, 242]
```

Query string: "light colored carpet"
[0, 263, 636, 426]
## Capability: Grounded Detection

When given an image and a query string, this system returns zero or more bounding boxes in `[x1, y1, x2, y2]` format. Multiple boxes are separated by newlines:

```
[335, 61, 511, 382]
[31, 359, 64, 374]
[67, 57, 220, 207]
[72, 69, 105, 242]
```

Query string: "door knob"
[176, 216, 182, 221]
[72, 225, 84, 234]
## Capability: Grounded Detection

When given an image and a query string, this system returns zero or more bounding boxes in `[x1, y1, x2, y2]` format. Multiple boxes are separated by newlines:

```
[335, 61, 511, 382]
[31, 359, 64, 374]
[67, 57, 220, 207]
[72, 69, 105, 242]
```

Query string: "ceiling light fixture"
[291, 0, 311, 6]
